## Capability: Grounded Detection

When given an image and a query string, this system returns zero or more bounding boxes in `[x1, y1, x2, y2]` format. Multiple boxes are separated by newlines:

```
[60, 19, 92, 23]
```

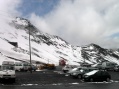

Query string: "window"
[15, 64, 22, 66]
[95, 71, 102, 76]
[1, 65, 14, 70]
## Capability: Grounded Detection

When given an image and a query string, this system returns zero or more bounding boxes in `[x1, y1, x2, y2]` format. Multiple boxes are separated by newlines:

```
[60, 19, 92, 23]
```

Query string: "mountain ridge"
[0, 17, 119, 65]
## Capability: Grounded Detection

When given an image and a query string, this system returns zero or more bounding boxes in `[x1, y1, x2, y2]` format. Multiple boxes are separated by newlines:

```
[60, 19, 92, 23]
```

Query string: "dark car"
[28, 65, 37, 71]
[83, 70, 111, 82]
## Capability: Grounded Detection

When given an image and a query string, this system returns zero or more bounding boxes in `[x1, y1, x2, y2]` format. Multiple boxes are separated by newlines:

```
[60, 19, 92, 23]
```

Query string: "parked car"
[68, 67, 83, 74]
[39, 63, 56, 70]
[14, 62, 30, 71]
[95, 62, 117, 70]
[83, 70, 111, 82]
[0, 65, 16, 82]
[27, 64, 37, 72]
[114, 65, 119, 71]
[15, 62, 37, 72]
[62, 65, 78, 73]
[69, 67, 98, 79]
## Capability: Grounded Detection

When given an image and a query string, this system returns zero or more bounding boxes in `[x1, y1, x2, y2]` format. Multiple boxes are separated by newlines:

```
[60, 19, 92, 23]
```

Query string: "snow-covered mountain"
[0, 17, 119, 65]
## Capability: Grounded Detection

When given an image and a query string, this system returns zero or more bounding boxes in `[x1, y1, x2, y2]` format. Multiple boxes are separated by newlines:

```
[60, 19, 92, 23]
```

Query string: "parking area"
[14, 70, 82, 85]
[0, 67, 119, 85]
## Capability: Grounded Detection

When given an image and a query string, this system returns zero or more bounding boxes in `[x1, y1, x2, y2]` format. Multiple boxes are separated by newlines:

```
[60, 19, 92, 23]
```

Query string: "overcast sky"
[0, 0, 119, 49]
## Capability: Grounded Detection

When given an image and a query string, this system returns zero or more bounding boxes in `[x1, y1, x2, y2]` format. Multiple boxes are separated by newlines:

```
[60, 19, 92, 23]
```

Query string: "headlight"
[84, 75, 89, 78]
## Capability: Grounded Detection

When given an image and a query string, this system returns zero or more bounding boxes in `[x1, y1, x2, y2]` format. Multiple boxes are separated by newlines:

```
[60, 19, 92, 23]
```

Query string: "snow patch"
[21, 84, 38, 86]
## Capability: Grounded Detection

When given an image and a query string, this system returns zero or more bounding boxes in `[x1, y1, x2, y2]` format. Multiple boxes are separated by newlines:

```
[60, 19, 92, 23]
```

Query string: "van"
[2, 61, 14, 65]
[0, 61, 16, 82]
[95, 62, 117, 70]
[14, 62, 30, 71]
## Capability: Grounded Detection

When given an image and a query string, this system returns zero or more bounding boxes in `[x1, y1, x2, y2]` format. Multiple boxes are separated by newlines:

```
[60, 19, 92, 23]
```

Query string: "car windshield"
[71, 68, 78, 71]
[85, 70, 98, 76]
[72, 67, 82, 71]
[0, 65, 14, 70]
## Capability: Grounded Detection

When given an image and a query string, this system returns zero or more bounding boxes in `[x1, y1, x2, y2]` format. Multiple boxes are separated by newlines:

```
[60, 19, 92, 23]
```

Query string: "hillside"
[0, 17, 119, 65]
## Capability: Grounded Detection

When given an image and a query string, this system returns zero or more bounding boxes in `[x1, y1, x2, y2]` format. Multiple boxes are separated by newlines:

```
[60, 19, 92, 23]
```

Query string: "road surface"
[0, 68, 119, 89]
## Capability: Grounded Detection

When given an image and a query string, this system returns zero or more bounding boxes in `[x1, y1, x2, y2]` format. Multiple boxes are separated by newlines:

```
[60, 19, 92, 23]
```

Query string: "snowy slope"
[0, 17, 119, 66]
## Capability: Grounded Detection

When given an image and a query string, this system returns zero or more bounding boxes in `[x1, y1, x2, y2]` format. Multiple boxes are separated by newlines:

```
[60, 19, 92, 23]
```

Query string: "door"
[94, 71, 102, 81]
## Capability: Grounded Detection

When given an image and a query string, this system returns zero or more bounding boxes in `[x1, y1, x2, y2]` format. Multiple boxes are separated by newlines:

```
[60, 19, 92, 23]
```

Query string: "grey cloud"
[28, 0, 119, 48]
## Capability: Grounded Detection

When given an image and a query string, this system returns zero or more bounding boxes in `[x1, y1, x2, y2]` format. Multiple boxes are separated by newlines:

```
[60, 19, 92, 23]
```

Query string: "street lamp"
[28, 25, 32, 73]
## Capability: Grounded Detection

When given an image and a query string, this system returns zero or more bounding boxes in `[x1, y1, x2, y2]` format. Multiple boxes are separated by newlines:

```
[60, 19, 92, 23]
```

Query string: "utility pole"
[28, 25, 32, 73]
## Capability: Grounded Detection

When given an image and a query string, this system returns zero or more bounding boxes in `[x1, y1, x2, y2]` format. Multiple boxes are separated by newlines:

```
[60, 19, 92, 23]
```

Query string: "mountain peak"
[0, 17, 119, 65]
[13, 17, 29, 26]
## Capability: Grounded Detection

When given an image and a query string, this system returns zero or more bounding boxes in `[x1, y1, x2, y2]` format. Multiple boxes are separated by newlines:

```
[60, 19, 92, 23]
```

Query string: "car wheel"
[77, 75, 82, 79]
[106, 78, 110, 82]
[90, 78, 94, 82]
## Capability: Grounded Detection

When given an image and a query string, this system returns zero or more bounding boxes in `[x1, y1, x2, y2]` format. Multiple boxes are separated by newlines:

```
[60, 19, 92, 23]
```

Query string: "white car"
[62, 65, 78, 73]
[0, 65, 16, 82]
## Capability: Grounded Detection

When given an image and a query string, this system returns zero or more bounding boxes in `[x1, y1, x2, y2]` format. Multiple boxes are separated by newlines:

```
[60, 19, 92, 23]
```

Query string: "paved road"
[0, 82, 119, 89]
[0, 68, 119, 89]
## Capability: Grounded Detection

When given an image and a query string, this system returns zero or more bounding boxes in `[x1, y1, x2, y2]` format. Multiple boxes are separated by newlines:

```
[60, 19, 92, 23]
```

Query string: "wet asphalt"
[0, 67, 119, 89]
